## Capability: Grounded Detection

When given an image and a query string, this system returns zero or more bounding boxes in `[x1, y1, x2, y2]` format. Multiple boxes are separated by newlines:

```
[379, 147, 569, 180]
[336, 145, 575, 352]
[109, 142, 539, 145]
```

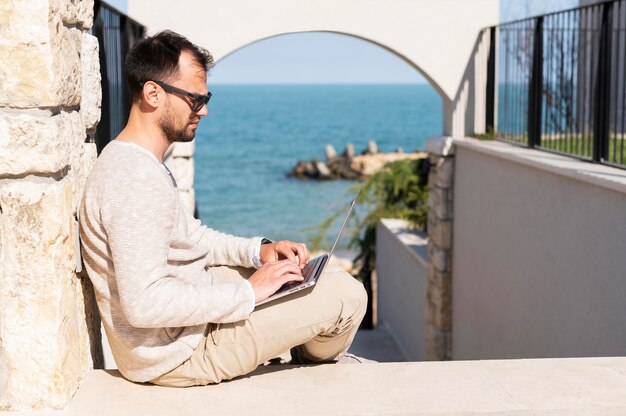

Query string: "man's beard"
[159, 111, 196, 143]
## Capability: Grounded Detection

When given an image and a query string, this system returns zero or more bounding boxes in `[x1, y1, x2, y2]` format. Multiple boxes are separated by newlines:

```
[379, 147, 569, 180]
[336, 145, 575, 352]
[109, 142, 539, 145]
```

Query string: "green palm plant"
[308, 157, 429, 327]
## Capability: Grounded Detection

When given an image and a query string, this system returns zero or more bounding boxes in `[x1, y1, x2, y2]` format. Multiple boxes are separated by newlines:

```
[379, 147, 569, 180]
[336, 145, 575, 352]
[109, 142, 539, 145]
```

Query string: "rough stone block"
[428, 264, 452, 288]
[0, 177, 89, 410]
[427, 263, 437, 283]
[165, 157, 195, 191]
[366, 140, 378, 155]
[58, 27, 83, 107]
[0, 4, 82, 108]
[169, 141, 196, 158]
[427, 278, 452, 310]
[54, 0, 81, 25]
[428, 241, 449, 273]
[0, 111, 84, 176]
[427, 185, 438, 210]
[427, 212, 452, 250]
[427, 297, 452, 333]
[427, 169, 437, 188]
[428, 187, 451, 221]
[426, 325, 451, 361]
[434, 157, 454, 188]
[345, 143, 355, 158]
[69, 142, 97, 214]
[53, 0, 94, 28]
[80, 33, 101, 131]
[79, 0, 95, 30]
[325, 144, 337, 160]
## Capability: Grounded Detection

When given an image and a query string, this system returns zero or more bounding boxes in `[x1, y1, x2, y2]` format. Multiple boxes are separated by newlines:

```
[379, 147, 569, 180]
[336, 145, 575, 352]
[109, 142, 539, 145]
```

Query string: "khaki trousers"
[151, 266, 367, 387]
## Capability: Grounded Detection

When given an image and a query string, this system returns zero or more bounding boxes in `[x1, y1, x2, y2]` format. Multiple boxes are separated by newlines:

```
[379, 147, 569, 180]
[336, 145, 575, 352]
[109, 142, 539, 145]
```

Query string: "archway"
[190, 31, 442, 244]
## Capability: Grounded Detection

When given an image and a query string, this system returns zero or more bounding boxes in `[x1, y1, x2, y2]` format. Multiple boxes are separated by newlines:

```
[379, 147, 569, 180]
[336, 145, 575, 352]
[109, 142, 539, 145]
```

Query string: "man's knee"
[319, 270, 367, 317]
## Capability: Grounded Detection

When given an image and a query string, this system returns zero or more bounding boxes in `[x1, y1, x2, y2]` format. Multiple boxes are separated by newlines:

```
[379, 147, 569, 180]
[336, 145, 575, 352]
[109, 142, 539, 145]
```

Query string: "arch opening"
[192, 31, 442, 246]
[213, 30, 448, 99]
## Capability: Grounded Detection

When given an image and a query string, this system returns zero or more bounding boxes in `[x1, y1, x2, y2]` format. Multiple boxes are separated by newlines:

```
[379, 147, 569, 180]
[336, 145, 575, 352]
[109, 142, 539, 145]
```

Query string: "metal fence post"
[593, 1, 614, 162]
[486, 27, 496, 134]
[527, 17, 544, 149]
[93, 0, 145, 154]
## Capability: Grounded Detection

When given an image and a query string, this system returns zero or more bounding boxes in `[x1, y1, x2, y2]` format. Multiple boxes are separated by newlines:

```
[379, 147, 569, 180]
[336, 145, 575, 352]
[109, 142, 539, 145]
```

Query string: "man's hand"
[260, 240, 310, 269]
[248, 260, 304, 303]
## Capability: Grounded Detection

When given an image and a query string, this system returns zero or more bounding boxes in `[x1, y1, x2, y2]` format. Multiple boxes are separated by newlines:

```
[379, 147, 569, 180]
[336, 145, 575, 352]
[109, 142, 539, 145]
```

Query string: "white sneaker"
[336, 352, 377, 364]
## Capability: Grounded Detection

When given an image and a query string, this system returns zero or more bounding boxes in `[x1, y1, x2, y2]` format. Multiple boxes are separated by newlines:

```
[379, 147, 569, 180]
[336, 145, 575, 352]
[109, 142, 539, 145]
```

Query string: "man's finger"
[302, 243, 310, 262]
[294, 243, 309, 267]
[276, 243, 299, 266]
[273, 260, 302, 275]
[281, 273, 304, 284]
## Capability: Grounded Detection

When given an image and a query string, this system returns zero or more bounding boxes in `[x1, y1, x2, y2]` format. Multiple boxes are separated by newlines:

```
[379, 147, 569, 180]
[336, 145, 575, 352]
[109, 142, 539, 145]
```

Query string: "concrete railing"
[452, 138, 626, 360]
[375, 136, 455, 361]
[376, 219, 428, 361]
[376, 136, 626, 361]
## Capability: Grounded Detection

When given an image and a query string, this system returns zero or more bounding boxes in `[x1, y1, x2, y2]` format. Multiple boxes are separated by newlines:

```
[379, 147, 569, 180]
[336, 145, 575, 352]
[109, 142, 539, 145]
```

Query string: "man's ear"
[142, 81, 161, 109]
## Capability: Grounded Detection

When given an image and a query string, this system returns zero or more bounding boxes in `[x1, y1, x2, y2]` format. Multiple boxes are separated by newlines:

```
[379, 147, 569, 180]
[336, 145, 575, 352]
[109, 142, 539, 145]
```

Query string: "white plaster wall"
[128, 0, 499, 137]
[451, 139, 626, 359]
[376, 219, 428, 361]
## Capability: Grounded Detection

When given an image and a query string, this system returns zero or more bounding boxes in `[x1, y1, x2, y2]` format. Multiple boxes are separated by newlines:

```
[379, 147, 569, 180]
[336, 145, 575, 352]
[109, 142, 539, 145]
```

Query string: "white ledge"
[379, 218, 428, 268]
[24, 357, 626, 415]
[454, 138, 626, 195]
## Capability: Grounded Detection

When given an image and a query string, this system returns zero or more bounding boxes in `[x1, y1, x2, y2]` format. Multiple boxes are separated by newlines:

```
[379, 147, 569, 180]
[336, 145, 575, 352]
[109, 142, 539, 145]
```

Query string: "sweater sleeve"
[102, 169, 255, 328]
[183, 212, 263, 269]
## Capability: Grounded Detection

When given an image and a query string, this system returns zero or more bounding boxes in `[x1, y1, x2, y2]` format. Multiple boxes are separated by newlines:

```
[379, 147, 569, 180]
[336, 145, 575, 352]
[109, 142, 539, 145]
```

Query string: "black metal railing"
[92, 1, 145, 154]
[486, 0, 626, 168]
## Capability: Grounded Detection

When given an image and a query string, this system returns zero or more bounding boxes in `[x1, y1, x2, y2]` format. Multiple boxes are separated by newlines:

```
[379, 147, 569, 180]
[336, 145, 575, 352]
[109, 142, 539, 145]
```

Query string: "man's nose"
[196, 103, 209, 116]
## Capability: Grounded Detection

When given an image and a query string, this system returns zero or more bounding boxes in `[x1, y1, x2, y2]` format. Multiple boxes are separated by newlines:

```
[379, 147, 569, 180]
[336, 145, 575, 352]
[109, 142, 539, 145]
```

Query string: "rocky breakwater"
[289, 140, 427, 180]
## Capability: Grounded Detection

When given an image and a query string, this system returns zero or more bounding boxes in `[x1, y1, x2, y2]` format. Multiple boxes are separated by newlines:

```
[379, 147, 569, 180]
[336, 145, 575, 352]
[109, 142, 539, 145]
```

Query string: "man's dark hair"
[125, 30, 214, 101]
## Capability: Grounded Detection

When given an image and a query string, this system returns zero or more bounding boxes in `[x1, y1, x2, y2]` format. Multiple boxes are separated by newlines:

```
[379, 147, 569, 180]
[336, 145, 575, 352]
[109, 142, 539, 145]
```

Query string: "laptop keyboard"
[278, 256, 322, 291]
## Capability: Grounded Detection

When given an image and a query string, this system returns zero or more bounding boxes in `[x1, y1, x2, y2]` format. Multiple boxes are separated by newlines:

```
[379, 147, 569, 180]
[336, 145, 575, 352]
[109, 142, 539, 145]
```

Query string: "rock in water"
[288, 143, 427, 180]
[325, 144, 337, 160]
[366, 140, 378, 155]
[314, 160, 332, 179]
[344, 143, 355, 158]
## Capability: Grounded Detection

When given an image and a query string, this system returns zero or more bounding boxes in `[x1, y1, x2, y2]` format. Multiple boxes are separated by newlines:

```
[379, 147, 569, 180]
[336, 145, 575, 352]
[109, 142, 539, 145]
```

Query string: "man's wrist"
[252, 238, 272, 268]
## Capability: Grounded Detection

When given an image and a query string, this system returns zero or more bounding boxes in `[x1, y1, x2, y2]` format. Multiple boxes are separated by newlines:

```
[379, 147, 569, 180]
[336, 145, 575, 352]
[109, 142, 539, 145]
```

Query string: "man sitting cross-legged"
[79, 30, 368, 387]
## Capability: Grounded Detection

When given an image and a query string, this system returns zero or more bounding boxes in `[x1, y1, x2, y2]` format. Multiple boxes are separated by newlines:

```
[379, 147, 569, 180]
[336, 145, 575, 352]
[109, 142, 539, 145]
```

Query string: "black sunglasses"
[151, 80, 212, 112]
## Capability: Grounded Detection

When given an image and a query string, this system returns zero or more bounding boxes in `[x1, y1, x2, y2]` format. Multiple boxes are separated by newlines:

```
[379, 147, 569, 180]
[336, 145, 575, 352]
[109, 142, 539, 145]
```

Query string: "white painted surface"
[54, 357, 626, 415]
[127, 0, 498, 102]
[127, 0, 498, 137]
[452, 139, 626, 359]
[376, 219, 428, 361]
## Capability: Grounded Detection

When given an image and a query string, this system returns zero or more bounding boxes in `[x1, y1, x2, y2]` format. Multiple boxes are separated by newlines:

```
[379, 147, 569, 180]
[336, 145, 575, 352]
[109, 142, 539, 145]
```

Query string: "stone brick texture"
[425, 146, 455, 361]
[0, 0, 100, 410]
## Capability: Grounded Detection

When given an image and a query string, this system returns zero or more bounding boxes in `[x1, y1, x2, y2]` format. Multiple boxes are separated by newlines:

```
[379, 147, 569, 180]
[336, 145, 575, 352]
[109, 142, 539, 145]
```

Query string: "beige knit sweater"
[79, 141, 260, 382]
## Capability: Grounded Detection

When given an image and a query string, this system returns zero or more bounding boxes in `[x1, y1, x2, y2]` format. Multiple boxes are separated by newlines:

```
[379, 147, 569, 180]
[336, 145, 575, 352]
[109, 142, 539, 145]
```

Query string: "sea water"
[194, 84, 441, 249]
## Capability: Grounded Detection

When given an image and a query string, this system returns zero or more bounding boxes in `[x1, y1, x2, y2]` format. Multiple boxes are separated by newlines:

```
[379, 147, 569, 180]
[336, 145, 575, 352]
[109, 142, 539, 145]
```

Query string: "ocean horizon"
[194, 83, 441, 249]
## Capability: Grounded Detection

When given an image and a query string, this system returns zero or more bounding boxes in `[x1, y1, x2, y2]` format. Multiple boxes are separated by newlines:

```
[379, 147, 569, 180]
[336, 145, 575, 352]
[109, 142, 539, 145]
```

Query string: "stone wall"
[0, 0, 101, 410]
[425, 137, 455, 360]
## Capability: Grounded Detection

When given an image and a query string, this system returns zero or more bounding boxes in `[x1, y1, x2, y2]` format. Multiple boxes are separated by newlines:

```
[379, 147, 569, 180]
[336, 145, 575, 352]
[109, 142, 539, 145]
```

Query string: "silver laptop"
[255, 186, 362, 307]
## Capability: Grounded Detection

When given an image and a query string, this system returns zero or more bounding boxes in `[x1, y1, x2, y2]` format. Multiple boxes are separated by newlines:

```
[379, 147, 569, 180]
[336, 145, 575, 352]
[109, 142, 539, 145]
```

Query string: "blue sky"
[208, 32, 426, 85]
[105, 0, 579, 85]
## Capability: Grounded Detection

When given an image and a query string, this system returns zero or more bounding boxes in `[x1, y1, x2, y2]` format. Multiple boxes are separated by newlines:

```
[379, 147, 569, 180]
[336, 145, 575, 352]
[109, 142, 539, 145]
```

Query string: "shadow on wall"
[445, 30, 491, 138]
[80, 270, 105, 369]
